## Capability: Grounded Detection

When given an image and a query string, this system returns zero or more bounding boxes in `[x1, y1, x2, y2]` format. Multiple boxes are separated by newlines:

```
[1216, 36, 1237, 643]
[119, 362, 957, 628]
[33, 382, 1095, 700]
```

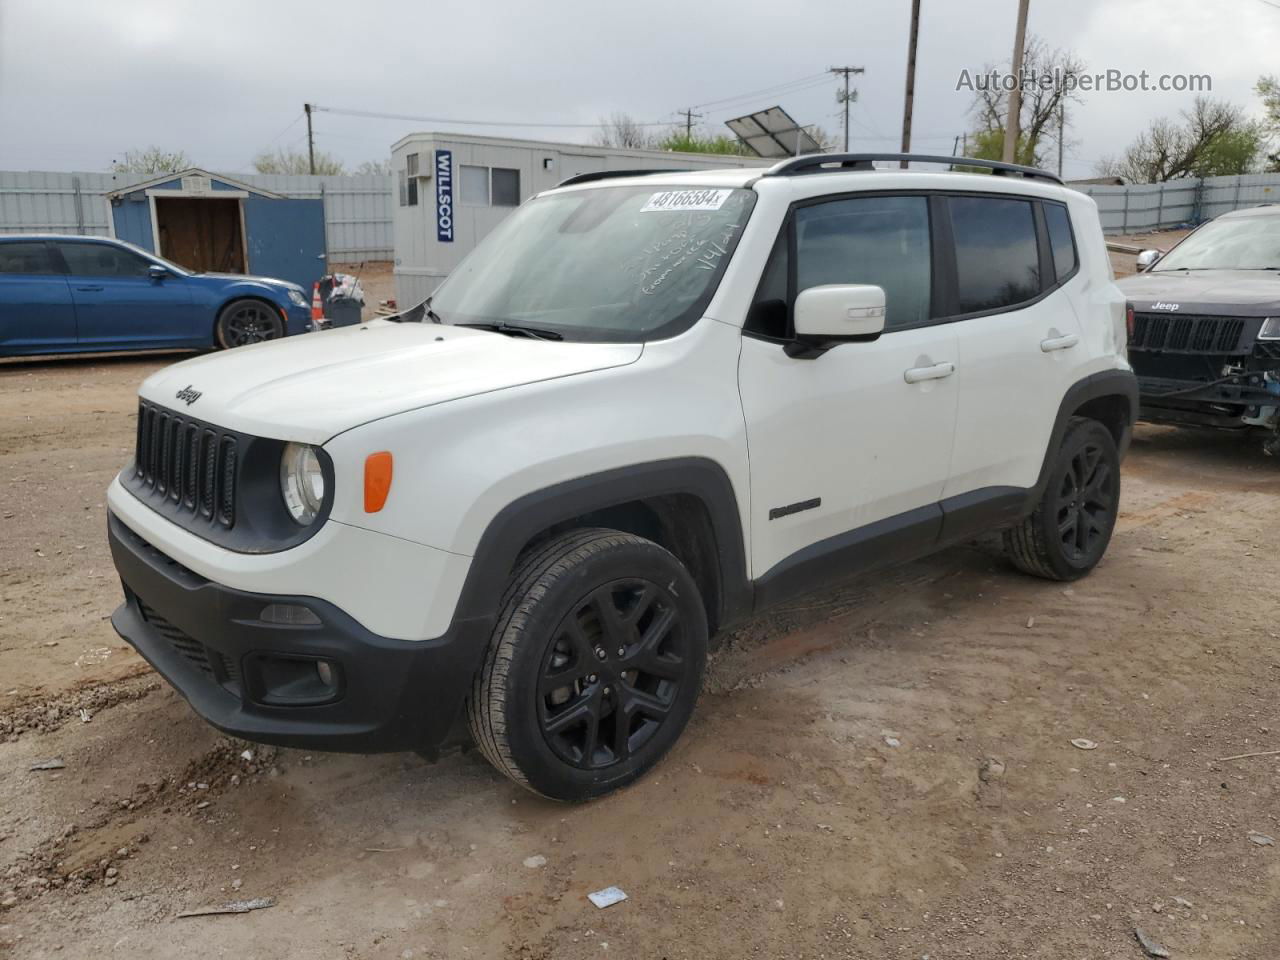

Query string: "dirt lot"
[3, 253, 1279, 958]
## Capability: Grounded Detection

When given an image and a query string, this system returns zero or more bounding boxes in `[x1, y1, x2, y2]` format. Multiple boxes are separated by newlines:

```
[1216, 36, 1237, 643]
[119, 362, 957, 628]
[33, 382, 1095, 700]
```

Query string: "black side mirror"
[148, 264, 169, 280]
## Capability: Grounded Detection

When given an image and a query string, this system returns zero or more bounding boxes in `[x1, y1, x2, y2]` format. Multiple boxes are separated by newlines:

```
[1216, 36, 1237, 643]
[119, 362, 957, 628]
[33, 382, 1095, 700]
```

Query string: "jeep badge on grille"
[175, 385, 202, 406]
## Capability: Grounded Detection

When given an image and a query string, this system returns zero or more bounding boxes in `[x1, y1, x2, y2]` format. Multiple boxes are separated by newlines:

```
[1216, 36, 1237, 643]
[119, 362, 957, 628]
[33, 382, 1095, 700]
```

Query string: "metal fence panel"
[1075, 173, 1280, 235]
[0, 170, 393, 261]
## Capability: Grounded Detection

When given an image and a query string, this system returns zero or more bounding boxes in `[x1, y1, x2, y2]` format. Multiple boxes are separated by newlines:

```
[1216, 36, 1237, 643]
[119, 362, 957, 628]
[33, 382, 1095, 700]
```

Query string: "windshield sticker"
[640, 189, 733, 213]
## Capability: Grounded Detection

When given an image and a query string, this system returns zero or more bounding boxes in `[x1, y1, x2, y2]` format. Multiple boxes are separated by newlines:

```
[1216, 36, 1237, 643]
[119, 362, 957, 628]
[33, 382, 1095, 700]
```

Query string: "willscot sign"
[435, 150, 454, 243]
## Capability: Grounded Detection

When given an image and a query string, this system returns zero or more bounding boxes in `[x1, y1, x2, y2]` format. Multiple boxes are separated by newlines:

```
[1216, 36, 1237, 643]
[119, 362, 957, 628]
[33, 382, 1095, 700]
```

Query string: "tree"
[964, 34, 1084, 168]
[1257, 75, 1280, 171]
[593, 113, 657, 150]
[252, 148, 345, 175]
[1096, 97, 1264, 183]
[355, 159, 391, 175]
[111, 147, 193, 174]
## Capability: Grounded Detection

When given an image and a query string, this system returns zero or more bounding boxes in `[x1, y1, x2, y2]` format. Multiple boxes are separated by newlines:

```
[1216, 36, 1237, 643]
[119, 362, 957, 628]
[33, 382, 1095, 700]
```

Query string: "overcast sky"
[0, 0, 1277, 180]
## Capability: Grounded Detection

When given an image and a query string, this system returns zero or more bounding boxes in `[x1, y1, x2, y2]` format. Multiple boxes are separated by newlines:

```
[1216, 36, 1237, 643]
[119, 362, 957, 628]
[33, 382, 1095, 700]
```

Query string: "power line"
[262, 112, 305, 149]
[691, 71, 830, 110]
[697, 76, 837, 117]
[310, 104, 671, 129]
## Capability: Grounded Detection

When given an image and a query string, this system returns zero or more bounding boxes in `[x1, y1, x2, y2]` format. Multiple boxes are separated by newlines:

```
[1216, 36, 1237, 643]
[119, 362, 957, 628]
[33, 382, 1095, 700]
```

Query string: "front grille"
[135, 403, 236, 529]
[138, 599, 241, 697]
[1129, 313, 1249, 355]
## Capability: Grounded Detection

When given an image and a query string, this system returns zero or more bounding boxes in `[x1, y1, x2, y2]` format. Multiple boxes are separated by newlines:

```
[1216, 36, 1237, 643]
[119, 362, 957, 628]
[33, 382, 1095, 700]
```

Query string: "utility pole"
[830, 66, 865, 152]
[900, 0, 922, 167]
[1056, 101, 1065, 177]
[304, 102, 316, 175]
[1002, 0, 1031, 164]
[681, 108, 703, 140]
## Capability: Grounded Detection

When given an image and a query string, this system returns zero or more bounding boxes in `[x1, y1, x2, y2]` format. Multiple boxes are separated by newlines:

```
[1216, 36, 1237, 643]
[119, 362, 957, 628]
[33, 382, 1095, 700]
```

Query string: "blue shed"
[105, 168, 326, 291]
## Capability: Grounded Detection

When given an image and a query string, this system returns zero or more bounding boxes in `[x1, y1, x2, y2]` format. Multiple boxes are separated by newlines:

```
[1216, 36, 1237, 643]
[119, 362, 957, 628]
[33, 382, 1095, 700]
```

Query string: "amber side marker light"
[364, 452, 393, 513]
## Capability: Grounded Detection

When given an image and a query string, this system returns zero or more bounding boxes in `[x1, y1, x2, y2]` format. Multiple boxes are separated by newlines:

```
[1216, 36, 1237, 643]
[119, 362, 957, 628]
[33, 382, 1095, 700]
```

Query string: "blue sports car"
[0, 235, 313, 357]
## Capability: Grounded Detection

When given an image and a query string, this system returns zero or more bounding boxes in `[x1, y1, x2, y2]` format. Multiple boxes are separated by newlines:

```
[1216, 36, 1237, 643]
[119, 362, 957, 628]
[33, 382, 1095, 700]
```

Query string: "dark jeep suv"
[1118, 204, 1280, 453]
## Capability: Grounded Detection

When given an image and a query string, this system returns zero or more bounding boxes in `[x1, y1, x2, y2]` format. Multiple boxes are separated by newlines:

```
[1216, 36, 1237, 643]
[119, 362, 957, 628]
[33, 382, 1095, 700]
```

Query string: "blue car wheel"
[216, 299, 285, 349]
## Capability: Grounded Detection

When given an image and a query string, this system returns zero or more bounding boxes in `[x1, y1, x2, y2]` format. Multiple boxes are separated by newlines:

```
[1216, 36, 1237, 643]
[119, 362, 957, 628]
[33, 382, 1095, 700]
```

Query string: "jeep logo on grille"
[175, 385, 202, 406]
[1151, 302, 1181, 312]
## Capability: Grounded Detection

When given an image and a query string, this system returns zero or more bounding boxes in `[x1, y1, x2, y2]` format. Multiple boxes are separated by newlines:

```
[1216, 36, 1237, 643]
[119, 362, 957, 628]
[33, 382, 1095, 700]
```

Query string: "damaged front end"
[1128, 310, 1280, 454]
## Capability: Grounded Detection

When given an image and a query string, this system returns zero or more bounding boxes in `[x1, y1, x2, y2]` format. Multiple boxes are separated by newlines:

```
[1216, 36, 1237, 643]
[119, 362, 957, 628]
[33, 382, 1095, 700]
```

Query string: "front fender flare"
[450, 457, 752, 632]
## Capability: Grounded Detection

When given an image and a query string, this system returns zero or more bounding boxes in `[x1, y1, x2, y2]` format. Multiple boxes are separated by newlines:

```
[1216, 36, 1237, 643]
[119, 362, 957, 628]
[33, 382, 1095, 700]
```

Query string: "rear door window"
[0, 242, 59, 275]
[57, 242, 153, 278]
[948, 196, 1041, 313]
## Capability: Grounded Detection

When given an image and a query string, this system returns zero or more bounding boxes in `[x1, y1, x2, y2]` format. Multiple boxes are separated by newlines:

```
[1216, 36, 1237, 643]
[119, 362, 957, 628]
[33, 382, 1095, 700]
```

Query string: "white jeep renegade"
[107, 154, 1136, 800]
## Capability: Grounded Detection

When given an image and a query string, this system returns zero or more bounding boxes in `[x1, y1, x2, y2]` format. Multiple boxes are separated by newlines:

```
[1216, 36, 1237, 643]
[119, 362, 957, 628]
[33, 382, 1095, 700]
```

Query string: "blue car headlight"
[286, 289, 308, 308]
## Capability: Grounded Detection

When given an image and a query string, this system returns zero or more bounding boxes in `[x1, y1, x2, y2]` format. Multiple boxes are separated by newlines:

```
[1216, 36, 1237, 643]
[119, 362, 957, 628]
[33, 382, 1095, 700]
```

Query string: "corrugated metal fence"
[1075, 173, 1280, 235]
[0, 170, 393, 261]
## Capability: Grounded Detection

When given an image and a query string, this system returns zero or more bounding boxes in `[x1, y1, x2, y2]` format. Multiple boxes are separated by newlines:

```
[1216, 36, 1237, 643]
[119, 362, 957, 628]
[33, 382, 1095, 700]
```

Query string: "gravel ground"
[2, 255, 1278, 957]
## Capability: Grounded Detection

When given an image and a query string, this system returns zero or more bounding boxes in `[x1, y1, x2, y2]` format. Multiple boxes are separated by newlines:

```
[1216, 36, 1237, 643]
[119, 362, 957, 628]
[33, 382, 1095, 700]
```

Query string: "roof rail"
[763, 153, 1064, 185]
[556, 169, 691, 188]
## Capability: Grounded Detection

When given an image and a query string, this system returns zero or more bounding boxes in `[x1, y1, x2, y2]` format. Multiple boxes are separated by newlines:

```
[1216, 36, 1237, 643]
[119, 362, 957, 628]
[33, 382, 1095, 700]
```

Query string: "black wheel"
[467, 528, 707, 801]
[215, 299, 284, 348]
[1004, 417, 1120, 581]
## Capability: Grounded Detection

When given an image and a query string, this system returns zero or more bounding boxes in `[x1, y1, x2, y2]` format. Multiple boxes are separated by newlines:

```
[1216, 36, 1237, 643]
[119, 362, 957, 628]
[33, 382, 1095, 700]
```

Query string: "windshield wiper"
[456, 321, 564, 341]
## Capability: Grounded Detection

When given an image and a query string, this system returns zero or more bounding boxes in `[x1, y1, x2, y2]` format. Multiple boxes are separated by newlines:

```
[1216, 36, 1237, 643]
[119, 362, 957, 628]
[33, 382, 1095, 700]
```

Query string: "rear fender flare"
[1029, 368, 1138, 505]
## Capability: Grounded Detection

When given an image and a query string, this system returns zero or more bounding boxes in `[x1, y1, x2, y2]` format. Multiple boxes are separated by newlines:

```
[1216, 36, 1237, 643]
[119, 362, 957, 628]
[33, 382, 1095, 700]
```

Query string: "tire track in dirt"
[0, 670, 157, 742]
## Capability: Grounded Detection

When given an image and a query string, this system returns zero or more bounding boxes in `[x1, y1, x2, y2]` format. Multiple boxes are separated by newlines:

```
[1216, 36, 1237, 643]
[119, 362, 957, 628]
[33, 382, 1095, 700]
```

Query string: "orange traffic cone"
[311, 282, 324, 323]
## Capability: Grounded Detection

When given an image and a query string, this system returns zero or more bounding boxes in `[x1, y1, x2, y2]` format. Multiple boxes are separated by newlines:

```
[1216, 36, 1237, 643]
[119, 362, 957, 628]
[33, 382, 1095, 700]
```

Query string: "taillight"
[1125, 303, 1135, 340]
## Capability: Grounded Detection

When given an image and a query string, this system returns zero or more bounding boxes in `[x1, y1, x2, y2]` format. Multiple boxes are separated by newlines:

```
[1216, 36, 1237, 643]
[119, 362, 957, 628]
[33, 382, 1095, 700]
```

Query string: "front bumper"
[1137, 374, 1280, 428]
[108, 513, 491, 752]
[284, 302, 313, 336]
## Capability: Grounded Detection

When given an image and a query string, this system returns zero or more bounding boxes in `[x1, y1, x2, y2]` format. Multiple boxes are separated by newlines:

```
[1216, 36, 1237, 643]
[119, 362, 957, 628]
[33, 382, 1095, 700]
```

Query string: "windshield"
[430, 184, 757, 341]
[1155, 214, 1280, 271]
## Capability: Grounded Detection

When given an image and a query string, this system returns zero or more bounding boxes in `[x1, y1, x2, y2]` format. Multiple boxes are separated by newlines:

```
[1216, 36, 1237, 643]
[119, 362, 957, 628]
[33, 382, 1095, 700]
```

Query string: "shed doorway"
[155, 197, 246, 274]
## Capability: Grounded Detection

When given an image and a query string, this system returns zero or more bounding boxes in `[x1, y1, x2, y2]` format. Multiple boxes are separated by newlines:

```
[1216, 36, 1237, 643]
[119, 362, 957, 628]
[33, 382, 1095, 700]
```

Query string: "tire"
[1004, 417, 1120, 581]
[467, 528, 708, 801]
[215, 299, 284, 349]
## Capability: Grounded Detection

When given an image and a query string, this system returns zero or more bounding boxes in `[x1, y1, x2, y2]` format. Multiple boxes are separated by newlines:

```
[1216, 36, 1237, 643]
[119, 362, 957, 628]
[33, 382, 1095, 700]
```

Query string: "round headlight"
[280, 442, 325, 525]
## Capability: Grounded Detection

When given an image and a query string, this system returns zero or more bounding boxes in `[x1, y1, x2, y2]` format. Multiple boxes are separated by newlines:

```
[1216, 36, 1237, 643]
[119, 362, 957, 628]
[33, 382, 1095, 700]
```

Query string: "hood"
[194, 272, 304, 292]
[138, 320, 643, 444]
[1117, 269, 1280, 315]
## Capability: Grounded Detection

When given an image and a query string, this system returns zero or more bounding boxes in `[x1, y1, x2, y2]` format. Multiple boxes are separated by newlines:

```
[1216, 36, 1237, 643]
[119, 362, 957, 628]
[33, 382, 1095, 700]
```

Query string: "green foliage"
[658, 132, 749, 156]
[111, 147, 193, 174]
[252, 148, 345, 175]
[963, 129, 1040, 168]
[1191, 124, 1265, 177]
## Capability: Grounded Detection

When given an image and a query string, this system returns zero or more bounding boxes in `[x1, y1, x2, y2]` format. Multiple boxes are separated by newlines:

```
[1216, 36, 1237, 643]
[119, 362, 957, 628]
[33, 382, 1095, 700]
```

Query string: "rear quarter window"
[1044, 202, 1078, 282]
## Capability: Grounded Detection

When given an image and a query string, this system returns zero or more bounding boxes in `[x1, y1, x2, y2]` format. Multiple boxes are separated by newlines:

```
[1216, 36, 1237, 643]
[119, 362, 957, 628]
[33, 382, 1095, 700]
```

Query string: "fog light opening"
[259, 603, 322, 626]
